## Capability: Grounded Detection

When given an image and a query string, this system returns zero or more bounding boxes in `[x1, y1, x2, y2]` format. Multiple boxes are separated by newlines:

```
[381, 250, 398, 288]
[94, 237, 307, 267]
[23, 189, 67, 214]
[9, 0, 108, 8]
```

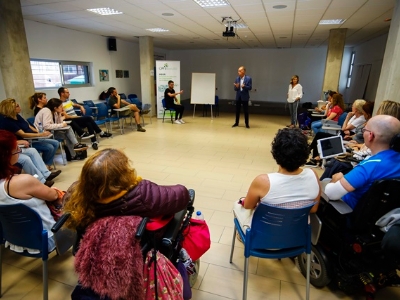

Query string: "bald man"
[325, 115, 400, 209]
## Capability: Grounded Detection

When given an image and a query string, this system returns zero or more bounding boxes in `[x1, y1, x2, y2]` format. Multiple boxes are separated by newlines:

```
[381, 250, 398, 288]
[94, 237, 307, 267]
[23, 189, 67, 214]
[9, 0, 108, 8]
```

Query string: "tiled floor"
[2, 113, 400, 299]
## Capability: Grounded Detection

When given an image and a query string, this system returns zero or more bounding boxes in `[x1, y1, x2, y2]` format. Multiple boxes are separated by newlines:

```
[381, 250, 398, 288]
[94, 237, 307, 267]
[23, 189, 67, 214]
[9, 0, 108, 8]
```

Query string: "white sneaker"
[174, 120, 182, 124]
[179, 119, 185, 124]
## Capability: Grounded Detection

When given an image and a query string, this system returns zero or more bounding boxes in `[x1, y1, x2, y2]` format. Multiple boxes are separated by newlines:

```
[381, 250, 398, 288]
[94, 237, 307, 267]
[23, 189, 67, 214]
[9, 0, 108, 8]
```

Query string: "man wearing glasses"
[324, 115, 400, 209]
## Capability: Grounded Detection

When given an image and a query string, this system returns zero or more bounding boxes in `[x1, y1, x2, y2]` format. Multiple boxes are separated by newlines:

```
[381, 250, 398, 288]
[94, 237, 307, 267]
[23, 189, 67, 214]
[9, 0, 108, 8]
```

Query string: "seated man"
[324, 115, 400, 209]
[164, 80, 185, 124]
[58, 87, 112, 150]
[107, 87, 146, 132]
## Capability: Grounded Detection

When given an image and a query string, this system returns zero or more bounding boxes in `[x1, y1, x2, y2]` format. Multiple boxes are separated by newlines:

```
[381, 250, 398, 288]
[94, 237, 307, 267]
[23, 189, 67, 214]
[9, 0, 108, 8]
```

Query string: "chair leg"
[229, 226, 236, 263]
[163, 110, 166, 123]
[43, 260, 48, 300]
[306, 253, 311, 300]
[59, 142, 67, 166]
[243, 257, 249, 300]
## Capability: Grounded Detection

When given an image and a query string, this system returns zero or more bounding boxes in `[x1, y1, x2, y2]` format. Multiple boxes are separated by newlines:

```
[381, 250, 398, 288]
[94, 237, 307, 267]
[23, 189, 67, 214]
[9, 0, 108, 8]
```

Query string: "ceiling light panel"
[193, 0, 230, 8]
[146, 28, 170, 32]
[87, 8, 123, 16]
[319, 19, 346, 25]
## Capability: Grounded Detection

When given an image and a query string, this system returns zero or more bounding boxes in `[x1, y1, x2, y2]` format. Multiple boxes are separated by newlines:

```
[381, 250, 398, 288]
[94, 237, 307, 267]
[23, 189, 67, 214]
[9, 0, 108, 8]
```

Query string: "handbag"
[182, 218, 211, 262]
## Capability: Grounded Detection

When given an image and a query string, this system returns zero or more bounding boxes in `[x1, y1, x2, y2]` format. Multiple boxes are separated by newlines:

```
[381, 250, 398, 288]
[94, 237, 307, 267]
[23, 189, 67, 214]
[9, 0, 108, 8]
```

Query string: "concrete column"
[374, 0, 400, 114]
[0, 0, 35, 117]
[322, 28, 347, 97]
[139, 36, 155, 116]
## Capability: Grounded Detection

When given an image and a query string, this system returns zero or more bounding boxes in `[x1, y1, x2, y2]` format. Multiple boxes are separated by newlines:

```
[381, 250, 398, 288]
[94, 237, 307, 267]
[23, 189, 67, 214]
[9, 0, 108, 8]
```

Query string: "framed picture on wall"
[124, 70, 129, 78]
[116, 70, 123, 78]
[99, 70, 109, 81]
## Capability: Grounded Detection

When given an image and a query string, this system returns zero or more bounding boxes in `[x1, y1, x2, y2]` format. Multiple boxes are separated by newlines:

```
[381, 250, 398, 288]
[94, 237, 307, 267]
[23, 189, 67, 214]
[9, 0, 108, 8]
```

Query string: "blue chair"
[162, 98, 175, 124]
[105, 98, 133, 134]
[230, 202, 315, 300]
[94, 103, 111, 133]
[128, 98, 152, 125]
[322, 112, 349, 134]
[128, 94, 137, 99]
[0, 204, 75, 300]
[119, 93, 127, 100]
[27, 117, 35, 127]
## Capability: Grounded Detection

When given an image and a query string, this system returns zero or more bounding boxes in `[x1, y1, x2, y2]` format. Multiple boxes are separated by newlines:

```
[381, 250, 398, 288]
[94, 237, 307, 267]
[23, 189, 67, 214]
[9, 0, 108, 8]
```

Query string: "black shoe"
[137, 125, 146, 132]
[80, 132, 94, 140]
[44, 180, 54, 187]
[246, 125, 250, 129]
[92, 142, 98, 150]
[74, 143, 88, 151]
[46, 170, 62, 181]
[99, 132, 112, 138]
[232, 123, 238, 127]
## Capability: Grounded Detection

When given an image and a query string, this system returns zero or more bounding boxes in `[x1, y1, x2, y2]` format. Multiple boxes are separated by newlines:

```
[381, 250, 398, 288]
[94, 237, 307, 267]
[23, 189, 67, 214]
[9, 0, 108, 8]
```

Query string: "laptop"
[317, 135, 346, 159]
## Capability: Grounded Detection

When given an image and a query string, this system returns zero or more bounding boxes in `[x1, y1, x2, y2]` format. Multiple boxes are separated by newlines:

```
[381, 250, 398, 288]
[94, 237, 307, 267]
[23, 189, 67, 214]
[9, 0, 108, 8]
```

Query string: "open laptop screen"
[317, 135, 346, 159]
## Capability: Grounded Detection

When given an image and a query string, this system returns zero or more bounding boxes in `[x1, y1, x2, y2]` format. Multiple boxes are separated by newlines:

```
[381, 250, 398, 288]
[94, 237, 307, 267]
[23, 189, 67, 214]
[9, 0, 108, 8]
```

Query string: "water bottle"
[195, 211, 204, 220]
[38, 122, 43, 133]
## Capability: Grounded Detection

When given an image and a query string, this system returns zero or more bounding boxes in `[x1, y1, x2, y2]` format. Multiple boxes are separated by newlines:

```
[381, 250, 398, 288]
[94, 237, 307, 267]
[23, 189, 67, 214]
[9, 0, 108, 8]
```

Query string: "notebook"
[317, 135, 346, 159]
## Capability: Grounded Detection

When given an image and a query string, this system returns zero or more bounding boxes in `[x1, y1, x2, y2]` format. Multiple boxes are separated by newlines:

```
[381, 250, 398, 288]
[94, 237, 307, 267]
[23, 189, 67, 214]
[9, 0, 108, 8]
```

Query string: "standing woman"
[29, 92, 48, 116]
[287, 75, 303, 128]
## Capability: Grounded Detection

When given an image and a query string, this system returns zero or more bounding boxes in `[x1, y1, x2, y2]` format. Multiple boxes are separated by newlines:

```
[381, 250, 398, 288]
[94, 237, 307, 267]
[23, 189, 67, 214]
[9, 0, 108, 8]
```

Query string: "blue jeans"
[311, 120, 323, 134]
[32, 139, 59, 166]
[288, 101, 299, 125]
[18, 148, 51, 182]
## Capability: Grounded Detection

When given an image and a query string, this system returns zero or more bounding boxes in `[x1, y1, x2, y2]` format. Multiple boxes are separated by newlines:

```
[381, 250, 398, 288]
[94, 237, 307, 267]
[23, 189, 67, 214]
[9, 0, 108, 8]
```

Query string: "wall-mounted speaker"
[108, 38, 117, 51]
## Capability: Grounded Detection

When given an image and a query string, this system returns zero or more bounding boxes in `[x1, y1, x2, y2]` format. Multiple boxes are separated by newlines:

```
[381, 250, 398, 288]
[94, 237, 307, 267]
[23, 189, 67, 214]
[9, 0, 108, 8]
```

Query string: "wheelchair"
[54, 189, 199, 299]
[295, 178, 400, 300]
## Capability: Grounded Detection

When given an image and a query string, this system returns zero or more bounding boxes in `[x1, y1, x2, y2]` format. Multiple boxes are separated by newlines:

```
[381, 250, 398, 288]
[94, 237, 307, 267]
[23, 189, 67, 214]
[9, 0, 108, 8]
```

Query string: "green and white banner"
[156, 61, 180, 119]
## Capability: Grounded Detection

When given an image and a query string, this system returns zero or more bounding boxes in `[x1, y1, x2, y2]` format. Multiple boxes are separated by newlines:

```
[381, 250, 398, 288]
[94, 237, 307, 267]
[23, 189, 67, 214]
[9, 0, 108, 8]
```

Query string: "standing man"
[233, 66, 252, 129]
[164, 80, 185, 124]
[107, 87, 146, 132]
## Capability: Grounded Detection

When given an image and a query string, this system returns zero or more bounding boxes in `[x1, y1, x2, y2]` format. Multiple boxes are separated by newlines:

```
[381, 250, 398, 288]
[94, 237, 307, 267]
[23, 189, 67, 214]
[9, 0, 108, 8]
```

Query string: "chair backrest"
[215, 95, 219, 105]
[27, 117, 35, 127]
[337, 112, 348, 126]
[95, 103, 109, 119]
[83, 105, 93, 117]
[352, 178, 400, 234]
[83, 100, 95, 107]
[245, 202, 314, 256]
[162, 98, 167, 109]
[128, 94, 137, 99]
[0, 204, 48, 257]
[119, 93, 127, 100]
[71, 99, 78, 104]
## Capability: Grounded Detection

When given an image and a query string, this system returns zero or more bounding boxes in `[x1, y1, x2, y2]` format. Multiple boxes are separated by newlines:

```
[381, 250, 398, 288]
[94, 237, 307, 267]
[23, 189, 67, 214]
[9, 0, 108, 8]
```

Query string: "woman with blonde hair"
[286, 75, 303, 128]
[341, 99, 367, 136]
[29, 92, 47, 115]
[63, 148, 190, 230]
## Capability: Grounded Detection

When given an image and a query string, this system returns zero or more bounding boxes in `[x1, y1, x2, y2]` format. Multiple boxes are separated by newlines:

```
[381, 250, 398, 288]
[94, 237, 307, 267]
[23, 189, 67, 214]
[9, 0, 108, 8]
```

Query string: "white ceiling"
[20, 0, 395, 50]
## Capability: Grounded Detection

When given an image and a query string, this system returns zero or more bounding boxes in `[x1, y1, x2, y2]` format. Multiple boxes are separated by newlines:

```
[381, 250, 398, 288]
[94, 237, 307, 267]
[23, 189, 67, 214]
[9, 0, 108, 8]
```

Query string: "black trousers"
[168, 104, 184, 120]
[235, 98, 249, 125]
[309, 131, 334, 158]
[71, 116, 101, 142]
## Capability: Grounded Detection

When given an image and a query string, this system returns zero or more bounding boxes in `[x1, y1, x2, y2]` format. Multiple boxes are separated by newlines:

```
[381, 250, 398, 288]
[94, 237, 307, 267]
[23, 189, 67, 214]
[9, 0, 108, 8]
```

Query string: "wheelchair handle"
[136, 217, 149, 239]
[51, 213, 71, 233]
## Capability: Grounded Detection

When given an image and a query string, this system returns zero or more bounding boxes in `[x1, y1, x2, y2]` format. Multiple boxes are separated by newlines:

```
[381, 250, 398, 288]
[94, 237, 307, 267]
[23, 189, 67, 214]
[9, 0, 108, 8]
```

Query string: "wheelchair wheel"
[189, 260, 200, 287]
[295, 245, 332, 287]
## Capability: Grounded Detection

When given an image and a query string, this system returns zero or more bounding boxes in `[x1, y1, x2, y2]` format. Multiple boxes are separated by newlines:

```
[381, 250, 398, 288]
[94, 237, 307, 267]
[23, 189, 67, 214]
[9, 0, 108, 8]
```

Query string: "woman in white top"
[35, 98, 87, 161]
[233, 128, 320, 232]
[287, 75, 303, 128]
[0, 130, 63, 251]
[341, 99, 367, 137]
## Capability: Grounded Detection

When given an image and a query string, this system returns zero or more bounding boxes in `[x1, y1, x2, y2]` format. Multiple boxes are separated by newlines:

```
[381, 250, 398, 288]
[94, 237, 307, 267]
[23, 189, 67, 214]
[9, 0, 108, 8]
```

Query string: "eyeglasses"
[12, 147, 22, 155]
[362, 128, 372, 134]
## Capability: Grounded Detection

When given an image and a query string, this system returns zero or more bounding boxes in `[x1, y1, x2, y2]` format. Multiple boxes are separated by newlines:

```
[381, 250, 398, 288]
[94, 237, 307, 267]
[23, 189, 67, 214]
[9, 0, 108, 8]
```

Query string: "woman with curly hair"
[233, 128, 320, 232]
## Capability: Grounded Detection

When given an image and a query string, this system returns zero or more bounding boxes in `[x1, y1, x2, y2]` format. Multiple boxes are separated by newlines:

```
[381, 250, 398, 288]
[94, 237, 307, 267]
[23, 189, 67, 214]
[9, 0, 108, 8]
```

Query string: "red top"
[328, 105, 343, 121]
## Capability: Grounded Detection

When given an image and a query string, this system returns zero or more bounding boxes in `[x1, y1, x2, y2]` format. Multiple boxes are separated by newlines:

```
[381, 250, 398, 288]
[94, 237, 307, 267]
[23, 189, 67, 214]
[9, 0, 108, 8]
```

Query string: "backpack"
[297, 112, 311, 130]
[143, 249, 184, 300]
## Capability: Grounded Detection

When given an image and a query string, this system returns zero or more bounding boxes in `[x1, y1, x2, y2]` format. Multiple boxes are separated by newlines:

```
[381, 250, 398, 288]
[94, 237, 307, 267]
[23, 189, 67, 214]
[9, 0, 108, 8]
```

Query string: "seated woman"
[309, 91, 336, 122]
[341, 99, 367, 136]
[63, 148, 190, 231]
[0, 130, 63, 252]
[35, 98, 88, 161]
[29, 92, 48, 116]
[306, 100, 374, 167]
[233, 128, 320, 232]
[320, 100, 400, 180]
[311, 93, 345, 134]
[0, 98, 59, 171]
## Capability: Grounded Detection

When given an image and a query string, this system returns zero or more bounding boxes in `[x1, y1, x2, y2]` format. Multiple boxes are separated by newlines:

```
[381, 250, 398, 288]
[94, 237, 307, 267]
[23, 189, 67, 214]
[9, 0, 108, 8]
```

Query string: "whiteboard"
[190, 73, 216, 105]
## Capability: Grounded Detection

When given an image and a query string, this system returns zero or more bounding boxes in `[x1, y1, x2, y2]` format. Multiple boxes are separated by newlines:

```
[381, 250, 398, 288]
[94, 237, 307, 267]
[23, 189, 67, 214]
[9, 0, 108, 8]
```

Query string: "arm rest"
[135, 217, 149, 239]
[51, 213, 71, 233]
[328, 200, 353, 215]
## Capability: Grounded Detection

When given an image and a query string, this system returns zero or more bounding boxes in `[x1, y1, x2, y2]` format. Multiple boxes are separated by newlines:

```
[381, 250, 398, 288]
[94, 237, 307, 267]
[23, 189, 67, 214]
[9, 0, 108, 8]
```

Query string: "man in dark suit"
[233, 66, 252, 128]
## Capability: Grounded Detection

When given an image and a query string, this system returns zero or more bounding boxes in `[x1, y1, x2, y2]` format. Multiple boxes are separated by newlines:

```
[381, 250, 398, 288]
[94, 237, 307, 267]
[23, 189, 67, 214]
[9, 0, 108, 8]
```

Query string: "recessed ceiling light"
[162, 13, 174, 16]
[273, 5, 287, 9]
[87, 7, 123, 15]
[319, 19, 346, 25]
[146, 28, 169, 32]
[194, 0, 229, 8]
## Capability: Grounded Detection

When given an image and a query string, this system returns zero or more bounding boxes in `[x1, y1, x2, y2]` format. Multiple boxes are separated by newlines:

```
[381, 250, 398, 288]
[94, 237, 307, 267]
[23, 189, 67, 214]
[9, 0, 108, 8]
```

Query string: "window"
[30, 59, 92, 89]
[346, 52, 355, 88]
